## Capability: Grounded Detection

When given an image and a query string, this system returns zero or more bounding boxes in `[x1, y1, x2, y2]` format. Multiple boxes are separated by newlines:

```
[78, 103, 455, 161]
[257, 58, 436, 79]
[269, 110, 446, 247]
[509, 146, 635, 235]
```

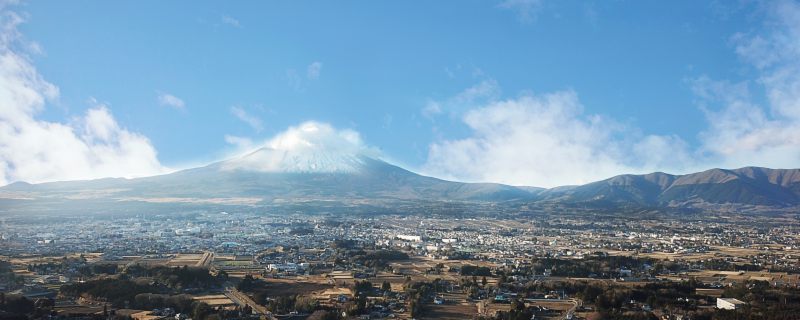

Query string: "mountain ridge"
[551, 166, 800, 207]
[0, 155, 533, 203]
[1, 154, 799, 214]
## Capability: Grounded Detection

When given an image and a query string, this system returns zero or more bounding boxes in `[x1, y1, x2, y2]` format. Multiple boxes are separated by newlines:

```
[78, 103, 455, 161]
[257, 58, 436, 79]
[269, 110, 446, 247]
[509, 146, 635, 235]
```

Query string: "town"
[4, 0, 800, 319]
[1, 209, 799, 319]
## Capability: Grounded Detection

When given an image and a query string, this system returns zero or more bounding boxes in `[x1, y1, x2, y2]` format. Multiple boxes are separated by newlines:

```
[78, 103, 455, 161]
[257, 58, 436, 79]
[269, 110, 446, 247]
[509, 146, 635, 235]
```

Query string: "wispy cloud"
[224, 134, 254, 151]
[221, 14, 241, 28]
[157, 92, 185, 109]
[498, 0, 544, 23]
[286, 61, 323, 91]
[691, 0, 800, 170]
[421, 79, 500, 119]
[307, 61, 322, 80]
[421, 101, 442, 119]
[230, 106, 263, 132]
[286, 69, 303, 91]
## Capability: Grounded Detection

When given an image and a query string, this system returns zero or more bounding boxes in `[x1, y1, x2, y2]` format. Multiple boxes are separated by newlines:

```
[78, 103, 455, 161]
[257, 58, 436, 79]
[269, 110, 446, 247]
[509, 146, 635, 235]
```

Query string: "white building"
[266, 262, 308, 273]
[717, 298, 746, 310]
[397, 235, 421, 242]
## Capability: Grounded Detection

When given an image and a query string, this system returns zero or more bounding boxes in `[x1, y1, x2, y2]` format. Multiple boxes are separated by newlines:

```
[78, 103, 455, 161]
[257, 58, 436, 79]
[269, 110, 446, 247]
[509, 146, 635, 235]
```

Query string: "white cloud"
[222, 121, 379, 173]
[286, 69, 302, 91]
[0, 5, 166, 185]
[422, 91, 692, 187]
[382, 113, 393, 129]
[157, 92, 185, 109]
[230, 106, 263, 132]
[692, 0, 800, 170]
[307, 61, 322, 80]
[423, 1, 800, 187]
[221, 15, 241, 28]
[286, 61, 323, 91]
[498, 0, 544, 23]
[454, 78, 500, 103]
[223, 134, 254, 152]
[266, 122, 365, 154]
[422, 101, 442, 119]
[421, 79, 500, 119]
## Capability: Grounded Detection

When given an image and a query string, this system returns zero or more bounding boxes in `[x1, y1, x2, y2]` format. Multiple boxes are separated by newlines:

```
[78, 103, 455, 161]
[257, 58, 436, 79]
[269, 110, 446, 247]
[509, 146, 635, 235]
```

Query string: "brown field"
[254, 278, 335, 297]
[53, 305, 103, 317]
[167, 253, 203, 266]
[130, 311, 162, 320]
[367, 273, 408, 292]
[482, 302, 511, 317]
[696, 288, 724, 297]
[193, 294, 235, 307]
[424, 302, 476, 319]
[225, 270, 256, 278]
[423, 292, 476, 320]
[313, 287, 351, 301]
[213, 254, 238, 261]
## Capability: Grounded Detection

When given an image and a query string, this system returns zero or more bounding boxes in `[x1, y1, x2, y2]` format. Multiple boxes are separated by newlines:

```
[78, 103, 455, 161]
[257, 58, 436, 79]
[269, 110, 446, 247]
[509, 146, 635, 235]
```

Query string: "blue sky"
[2, 1, 800, 187]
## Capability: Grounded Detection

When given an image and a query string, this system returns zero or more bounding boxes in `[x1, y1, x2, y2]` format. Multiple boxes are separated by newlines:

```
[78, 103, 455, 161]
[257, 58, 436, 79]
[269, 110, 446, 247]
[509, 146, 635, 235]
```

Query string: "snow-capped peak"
[220, 121, 379, 173]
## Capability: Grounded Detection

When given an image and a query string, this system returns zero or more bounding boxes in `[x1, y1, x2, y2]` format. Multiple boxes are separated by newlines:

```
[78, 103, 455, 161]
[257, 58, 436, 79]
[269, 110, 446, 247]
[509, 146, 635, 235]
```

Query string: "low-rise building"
[717, 298, 746, 310]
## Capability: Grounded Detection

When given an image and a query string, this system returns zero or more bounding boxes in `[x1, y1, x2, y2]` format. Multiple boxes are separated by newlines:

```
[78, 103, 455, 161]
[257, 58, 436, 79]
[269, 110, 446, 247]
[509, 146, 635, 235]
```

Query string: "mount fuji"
[1, 121, 799, 215]
[0, 146, 534, 216]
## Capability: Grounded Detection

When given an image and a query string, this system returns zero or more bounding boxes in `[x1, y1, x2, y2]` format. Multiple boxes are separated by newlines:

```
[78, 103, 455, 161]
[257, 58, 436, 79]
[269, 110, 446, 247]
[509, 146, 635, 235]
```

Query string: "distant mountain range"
[1, 148, 799, 215]
[533, 167, 800, 208]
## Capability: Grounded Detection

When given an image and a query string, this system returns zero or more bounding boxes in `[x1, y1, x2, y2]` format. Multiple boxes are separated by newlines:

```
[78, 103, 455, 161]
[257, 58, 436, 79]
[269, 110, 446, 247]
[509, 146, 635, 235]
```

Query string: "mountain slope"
[2, 147, 799, 215]
[544, 167, 800, 208]
[0, 153, 534, 206]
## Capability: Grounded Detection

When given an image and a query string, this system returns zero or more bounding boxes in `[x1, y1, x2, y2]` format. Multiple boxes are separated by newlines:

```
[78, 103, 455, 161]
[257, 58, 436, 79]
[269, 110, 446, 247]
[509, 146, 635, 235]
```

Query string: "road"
[224, 287, 276, 320]
[524, 298, 582, 320]
[196, 251, 215, 268]
[564, 298, 582, 320]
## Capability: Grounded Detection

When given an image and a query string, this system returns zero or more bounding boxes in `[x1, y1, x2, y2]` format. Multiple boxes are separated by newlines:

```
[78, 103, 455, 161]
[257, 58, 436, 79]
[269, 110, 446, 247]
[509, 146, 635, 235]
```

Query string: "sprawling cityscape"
[2, 207, 799, 319]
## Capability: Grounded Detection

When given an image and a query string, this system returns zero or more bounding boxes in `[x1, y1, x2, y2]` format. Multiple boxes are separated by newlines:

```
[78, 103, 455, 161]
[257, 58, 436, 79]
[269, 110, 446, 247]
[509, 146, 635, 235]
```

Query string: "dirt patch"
[424, 303, 477, 320]
[253, 278, 335, 297]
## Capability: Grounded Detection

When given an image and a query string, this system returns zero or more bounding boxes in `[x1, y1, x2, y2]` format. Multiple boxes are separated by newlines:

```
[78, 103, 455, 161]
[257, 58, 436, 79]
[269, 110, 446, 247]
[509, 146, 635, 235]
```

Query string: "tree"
[2, 296, 34, 314]
[586, 312, 605, 320]
[468, 285, 479, 299]
[294, 296, 317, 313]
[409, 299, 421, 318]
[216, 270, 229, 281]
[237, 274, 256, 292]
[192, 302, 212, 320]
[382, 281, 392, 292]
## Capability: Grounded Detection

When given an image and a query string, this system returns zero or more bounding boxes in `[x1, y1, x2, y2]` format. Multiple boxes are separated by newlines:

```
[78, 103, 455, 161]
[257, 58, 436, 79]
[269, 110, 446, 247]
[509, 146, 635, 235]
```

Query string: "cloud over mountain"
[421, 1, 800, 188]
[221, 121, 379, 173]
[422, 91, 693, 187]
